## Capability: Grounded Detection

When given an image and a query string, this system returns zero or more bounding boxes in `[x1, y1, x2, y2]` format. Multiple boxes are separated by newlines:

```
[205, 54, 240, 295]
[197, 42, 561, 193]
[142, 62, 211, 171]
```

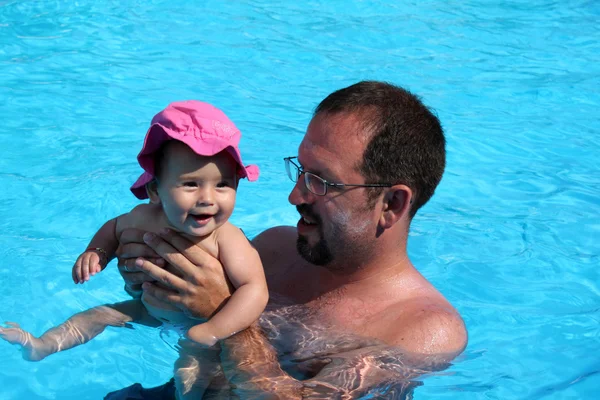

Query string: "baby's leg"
[174, 341, 220, 399]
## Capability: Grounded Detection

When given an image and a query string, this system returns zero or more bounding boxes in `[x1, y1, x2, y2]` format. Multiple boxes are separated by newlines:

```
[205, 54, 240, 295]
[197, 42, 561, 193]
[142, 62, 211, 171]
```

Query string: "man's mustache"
[296, 204, 321, 224]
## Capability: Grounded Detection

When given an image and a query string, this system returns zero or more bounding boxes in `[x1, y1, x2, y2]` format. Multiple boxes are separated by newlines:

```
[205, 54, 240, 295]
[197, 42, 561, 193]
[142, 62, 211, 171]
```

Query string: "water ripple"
[0, 0, 599, 399]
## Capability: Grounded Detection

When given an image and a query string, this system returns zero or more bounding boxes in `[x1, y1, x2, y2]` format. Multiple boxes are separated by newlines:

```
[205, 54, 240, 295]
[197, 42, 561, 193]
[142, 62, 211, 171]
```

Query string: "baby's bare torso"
[117, 203, 222, 323]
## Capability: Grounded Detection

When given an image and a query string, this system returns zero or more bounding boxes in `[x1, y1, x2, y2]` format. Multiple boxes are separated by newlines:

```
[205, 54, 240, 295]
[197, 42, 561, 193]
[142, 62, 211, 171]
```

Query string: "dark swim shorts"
[104, 379, 175, 400]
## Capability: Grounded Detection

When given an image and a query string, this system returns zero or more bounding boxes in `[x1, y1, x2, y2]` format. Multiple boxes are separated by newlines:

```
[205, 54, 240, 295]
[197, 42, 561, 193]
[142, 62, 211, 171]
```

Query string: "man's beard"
[296, 233, 333, 266]
[296, 204, 334, 266]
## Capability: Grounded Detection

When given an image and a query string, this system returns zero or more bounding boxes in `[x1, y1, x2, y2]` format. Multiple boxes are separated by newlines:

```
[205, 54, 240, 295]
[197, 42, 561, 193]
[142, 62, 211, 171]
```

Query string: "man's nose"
[288, 175, 313, 205]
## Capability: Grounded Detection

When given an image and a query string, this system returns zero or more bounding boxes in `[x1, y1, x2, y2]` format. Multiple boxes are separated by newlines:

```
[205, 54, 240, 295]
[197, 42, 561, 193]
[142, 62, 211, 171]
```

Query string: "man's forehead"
[298, 112, 367, 172]
[298, 119, 335, 163]
[308, 112, 369, 142]
[298, 135, 319, 153]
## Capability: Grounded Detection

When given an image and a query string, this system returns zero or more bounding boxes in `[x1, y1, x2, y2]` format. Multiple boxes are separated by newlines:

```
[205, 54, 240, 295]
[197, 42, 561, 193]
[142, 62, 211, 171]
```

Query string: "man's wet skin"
[193, 293, 446, 399]
[192, 220, 463, 398]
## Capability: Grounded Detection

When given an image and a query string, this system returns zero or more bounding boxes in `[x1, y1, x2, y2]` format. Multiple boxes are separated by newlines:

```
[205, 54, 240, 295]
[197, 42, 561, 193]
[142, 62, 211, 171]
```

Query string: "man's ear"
[379, 185, 413, 229]
[145, 180, 161, 204]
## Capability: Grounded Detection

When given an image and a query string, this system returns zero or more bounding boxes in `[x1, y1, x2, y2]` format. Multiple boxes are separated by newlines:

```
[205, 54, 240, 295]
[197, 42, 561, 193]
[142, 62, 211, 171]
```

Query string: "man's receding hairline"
[314, 107, 379, 144]
[313, 108, 381, 178]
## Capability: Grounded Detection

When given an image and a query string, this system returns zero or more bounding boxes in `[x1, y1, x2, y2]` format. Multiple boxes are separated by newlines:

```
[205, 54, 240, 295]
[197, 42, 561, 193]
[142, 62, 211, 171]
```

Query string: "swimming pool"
[0, 0, 598, 398]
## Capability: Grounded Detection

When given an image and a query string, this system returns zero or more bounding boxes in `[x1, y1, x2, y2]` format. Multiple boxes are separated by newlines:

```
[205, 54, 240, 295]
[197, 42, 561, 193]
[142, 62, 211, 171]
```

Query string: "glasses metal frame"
[284, 156, 392, 196]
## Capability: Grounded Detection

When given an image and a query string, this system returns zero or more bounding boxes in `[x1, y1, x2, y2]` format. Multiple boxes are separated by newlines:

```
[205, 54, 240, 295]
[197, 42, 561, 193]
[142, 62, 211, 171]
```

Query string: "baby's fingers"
[86, 253, 101, 277]
[73, 264, 80, 284]
[80, 255, 91, 282]
[93, 264, 102, 274]
[73, 259, 84, 284]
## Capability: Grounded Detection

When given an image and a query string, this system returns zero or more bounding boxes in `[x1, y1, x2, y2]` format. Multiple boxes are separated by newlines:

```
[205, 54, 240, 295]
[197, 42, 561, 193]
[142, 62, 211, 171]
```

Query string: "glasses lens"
[305, 173, 326, 196]
[285, 159, 297, 182]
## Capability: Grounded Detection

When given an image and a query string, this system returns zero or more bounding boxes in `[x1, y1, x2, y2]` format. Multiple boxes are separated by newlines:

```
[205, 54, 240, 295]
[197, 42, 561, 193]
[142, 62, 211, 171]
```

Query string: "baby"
[0, 101, 268, 398]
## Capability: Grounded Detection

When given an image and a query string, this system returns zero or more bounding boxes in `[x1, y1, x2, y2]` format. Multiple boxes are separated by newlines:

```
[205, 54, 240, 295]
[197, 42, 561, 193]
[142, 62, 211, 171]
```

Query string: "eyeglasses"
[284, 156, 392, 196]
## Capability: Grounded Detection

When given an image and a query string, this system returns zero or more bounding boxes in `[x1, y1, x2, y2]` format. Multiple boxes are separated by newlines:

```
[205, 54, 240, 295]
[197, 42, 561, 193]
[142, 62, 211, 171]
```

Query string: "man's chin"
[296, 235, 333, 266]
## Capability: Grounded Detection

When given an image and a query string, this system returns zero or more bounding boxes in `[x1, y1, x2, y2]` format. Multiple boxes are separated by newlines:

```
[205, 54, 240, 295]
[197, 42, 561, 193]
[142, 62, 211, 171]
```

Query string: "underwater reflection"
[175, 294, 451, 399]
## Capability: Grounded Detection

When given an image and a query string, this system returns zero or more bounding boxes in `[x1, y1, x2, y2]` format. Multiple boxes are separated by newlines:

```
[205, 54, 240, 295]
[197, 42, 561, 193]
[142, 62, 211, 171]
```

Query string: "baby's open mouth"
[191, 214, 213, 222]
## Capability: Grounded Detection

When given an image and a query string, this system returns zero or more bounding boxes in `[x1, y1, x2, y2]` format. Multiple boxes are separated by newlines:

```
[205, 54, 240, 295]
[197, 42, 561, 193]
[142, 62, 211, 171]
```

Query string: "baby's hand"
[72, 249, 106, 284]
[0, 322, 47, 361]
[186, 323, 219, 347]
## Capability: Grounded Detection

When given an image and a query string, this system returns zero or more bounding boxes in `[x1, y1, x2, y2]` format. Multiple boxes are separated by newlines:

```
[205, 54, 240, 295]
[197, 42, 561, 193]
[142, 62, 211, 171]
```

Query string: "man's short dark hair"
[315, 81, 445, 218]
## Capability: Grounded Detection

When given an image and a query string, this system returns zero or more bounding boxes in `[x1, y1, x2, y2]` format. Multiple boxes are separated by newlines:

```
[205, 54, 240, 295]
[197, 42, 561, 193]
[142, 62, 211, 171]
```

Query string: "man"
[111, 81, 467, 399]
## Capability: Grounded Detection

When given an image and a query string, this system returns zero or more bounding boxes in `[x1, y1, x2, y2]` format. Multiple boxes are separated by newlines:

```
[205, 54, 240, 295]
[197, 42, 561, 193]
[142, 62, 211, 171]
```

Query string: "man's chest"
[260, 297, 383, 358]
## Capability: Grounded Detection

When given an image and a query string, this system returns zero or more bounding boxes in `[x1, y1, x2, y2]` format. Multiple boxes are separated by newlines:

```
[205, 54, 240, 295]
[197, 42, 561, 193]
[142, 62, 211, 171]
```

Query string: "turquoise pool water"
[1, 1, 598, 398]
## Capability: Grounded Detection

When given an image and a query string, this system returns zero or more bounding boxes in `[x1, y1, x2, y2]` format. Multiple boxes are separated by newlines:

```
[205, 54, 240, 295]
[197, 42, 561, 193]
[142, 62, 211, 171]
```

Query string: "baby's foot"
[0, 322, 46, 361]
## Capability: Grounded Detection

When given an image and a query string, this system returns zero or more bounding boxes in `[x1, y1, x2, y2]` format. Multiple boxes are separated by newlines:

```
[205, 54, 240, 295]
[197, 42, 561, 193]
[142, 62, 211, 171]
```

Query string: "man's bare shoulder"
[382, 298, 467, 359]
[251, 226, 299, 274]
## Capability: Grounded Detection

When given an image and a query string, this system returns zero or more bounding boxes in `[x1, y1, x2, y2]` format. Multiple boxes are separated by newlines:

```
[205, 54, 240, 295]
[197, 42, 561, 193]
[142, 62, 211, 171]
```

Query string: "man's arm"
[384, 301, 468, 358]
[218, 323, 435, 399]
[218, 324, 302, 398]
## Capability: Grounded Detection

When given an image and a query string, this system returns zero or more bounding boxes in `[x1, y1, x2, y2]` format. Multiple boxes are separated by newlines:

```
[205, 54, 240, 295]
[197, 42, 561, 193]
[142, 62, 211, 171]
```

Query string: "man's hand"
[116, 228, 164, 298]
[135, 228, 233, 320]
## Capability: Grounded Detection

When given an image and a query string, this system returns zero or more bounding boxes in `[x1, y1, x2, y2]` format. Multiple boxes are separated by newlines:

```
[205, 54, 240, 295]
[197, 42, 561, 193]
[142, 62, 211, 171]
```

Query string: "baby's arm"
[187, 225, 268, 346]
[0, 299, 160, 361]
[72, 217, 119, 283]
[72, 205, 156, 284]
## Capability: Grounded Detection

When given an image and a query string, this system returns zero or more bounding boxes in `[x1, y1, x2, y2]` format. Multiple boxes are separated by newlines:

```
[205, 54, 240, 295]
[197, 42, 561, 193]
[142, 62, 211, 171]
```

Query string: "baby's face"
[156, 142, 237, 237]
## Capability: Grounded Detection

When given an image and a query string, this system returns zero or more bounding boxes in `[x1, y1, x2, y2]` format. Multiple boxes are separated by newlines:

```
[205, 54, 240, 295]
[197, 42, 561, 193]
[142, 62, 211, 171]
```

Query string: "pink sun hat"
[130, 100, 259, 200]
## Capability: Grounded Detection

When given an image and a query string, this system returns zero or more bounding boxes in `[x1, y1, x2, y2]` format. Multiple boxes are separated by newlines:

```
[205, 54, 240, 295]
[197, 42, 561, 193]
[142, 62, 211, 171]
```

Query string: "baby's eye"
[216, 181, 231, 188]
[182, 181, 198, 187]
